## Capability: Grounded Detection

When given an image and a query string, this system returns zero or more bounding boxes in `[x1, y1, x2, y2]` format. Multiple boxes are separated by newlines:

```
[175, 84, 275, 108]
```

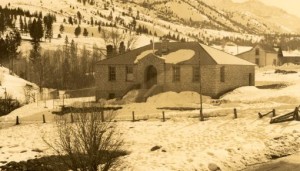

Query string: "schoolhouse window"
[108, 93, 115, 99]
[255, 48, 260, 55]
[126, 66, 134, 81]
[220, 66, 225, 82]
[108, 66, 116, 81]
[193, 66, 200, 82]
[255, 58, 260, 65]
[173, 65, 180, 82]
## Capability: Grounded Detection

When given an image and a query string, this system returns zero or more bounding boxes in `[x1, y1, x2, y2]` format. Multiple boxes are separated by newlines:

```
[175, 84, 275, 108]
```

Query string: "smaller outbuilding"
[279, 50, 300, 65]
[237, 44, 279, 67]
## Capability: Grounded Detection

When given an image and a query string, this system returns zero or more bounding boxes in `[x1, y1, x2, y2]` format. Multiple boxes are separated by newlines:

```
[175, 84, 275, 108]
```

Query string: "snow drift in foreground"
[0, 118, 299, 171]
[221, 86, 300, 104]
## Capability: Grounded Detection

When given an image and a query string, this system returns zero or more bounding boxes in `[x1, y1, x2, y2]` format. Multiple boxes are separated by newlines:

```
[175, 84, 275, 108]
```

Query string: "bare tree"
[101, 28, 137, 54]
[125, 32, 137, 51]
[101, 27, 124, 49]
[43, 103, 125, 171]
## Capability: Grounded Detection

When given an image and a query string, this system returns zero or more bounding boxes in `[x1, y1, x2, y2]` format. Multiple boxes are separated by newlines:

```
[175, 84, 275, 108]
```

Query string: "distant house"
[95, 41, 255, 101]
[237, 44, 279, 67]
[279, 50, 300, 65]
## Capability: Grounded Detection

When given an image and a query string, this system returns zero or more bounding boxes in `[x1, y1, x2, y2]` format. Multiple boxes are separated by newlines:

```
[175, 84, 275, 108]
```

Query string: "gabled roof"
[97, 42, 255, 66]
[255, 44, 278, 53]
[201, 44, 255, 65]
[282, 50, 300, 57]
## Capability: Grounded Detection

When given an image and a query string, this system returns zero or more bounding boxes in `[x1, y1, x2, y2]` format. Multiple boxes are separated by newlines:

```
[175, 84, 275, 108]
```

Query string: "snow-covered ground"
[0, 65, 300, 170]
[0, 67, 38, 104]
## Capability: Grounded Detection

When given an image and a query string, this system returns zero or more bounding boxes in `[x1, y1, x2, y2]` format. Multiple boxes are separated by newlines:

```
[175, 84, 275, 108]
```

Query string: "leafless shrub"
[44, 104, 125, 171]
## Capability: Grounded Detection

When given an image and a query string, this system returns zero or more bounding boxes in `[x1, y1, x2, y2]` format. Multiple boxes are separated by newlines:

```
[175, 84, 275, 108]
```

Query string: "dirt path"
[244, 152, 300, 171]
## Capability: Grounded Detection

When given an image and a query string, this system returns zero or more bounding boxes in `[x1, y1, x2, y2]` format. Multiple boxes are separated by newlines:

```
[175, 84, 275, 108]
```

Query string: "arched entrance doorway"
[145, 65, 157, 89]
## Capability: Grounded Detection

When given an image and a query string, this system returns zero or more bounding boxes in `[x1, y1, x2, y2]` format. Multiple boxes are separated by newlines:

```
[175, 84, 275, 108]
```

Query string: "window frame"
[108, 66, 116, 81]
[255, 48, 260, 55]
[125, 66, 134, 82]
[220, 66, 225, 83]
[173, 65, 181, 82]
[192, 66, 200, 82]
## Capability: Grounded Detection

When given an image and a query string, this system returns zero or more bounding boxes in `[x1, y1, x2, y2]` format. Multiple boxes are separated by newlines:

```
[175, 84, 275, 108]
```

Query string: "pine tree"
[98, 24, 101, 33]
[83, 28, 88, 37]
[59, 24, 64, 34]
[43, 13, 53, 42]
[24, 18, 28, 33]
[68, 17, 73, 25]
[29, 18, 44, 42]
[77, 11, 82, 25]
[19, 16, 23, 32]
[5, 29, 21, 73]
[90, 17, 94, 26]
[29, 40, 43, 92]
[74, 25, 81, 37]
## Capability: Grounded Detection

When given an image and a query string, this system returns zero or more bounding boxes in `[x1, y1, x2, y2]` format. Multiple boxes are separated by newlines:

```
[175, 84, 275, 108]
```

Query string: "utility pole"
[3, 87, 6, 101]
[152, 18, 156, 54]
[198, 50, 204, 121]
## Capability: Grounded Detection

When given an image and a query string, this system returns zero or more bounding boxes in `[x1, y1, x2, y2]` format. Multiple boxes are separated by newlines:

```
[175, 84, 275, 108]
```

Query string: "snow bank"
[0, 67, 38, 104]
[1, 117, 299, 171]
[147, 91, 211, 107]
[221, 86, 300, 104]
[161, 49, 195, 64]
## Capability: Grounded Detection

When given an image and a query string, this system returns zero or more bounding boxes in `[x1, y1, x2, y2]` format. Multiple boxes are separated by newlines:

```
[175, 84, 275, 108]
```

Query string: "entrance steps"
[135, 84, 163, 102]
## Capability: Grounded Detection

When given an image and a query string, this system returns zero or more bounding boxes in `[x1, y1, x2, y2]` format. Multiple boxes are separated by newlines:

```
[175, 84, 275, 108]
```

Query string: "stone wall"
[95, 64, 137, 100]
[95, 61, 255, 100]
[215, 65, 255, 96]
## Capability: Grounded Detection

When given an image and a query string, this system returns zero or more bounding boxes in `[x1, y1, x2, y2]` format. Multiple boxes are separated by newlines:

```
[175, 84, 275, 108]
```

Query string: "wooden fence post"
[71, 113, 74, 123]
[258, 112, 263, 118]
[132, 111, 135, 122]
[101, 111, 104, 122]
[234, 108, 237, 119]
[294, 107, 299, 121]
[43, 114, 46, 123]
[162, 111, 165, 122]
[16, 116, 20, 125]
[272, 109, 276, 117]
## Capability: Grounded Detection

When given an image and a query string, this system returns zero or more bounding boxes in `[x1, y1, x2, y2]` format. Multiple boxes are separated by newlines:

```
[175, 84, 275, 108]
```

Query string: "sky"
[232, 0, 300, 18]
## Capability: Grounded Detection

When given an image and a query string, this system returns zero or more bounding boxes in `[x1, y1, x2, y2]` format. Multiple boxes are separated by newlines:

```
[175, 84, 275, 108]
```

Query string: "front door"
[249, 73, 253, 86]
[145, 65, 157, 89]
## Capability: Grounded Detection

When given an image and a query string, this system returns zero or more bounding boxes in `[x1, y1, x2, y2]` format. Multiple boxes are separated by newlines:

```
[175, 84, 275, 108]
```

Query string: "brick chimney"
[106, 45, 114, 58]
[161, 38, 169, 54]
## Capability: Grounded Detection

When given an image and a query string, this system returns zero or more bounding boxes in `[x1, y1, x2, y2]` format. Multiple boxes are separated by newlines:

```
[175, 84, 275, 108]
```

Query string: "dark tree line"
[18, 38, 99, 91]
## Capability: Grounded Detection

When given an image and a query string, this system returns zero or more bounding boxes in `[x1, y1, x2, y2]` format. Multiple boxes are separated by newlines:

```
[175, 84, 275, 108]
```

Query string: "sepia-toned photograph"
[0, 0, 299, 170]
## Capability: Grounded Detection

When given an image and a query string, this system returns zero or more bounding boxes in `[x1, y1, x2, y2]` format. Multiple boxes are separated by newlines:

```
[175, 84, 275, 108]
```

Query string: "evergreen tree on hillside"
[59, 24, 64, 34]
[29, 40, 43, 92]
[77, 11, 82, 24]
[29, 18, 43, 42]
[0, 14, 6, 33]
[97, 24, 101, 33]
[90, 17, 94, 26]
[83, 28, 88, 37]
[5, 29, 21, 73]
[43, 13, 54, 42]
[19, 16, 23, 32]
[68, 17, 73, 25]
[74, 25, 81, 37]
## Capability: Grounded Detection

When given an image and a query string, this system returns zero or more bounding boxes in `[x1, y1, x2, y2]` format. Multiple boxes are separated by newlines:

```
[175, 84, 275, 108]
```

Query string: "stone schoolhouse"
[95, 42, 255, 101]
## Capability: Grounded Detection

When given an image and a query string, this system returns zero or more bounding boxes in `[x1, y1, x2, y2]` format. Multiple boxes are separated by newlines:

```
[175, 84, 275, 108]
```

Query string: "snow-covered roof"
[161, 49, 195, 64]
[282, 50, 300, 57]
[212, 45, 253, 55]
[201, 44, 255, 65]
[134, 50, 156, 63]
[97, 42, 255, 66]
